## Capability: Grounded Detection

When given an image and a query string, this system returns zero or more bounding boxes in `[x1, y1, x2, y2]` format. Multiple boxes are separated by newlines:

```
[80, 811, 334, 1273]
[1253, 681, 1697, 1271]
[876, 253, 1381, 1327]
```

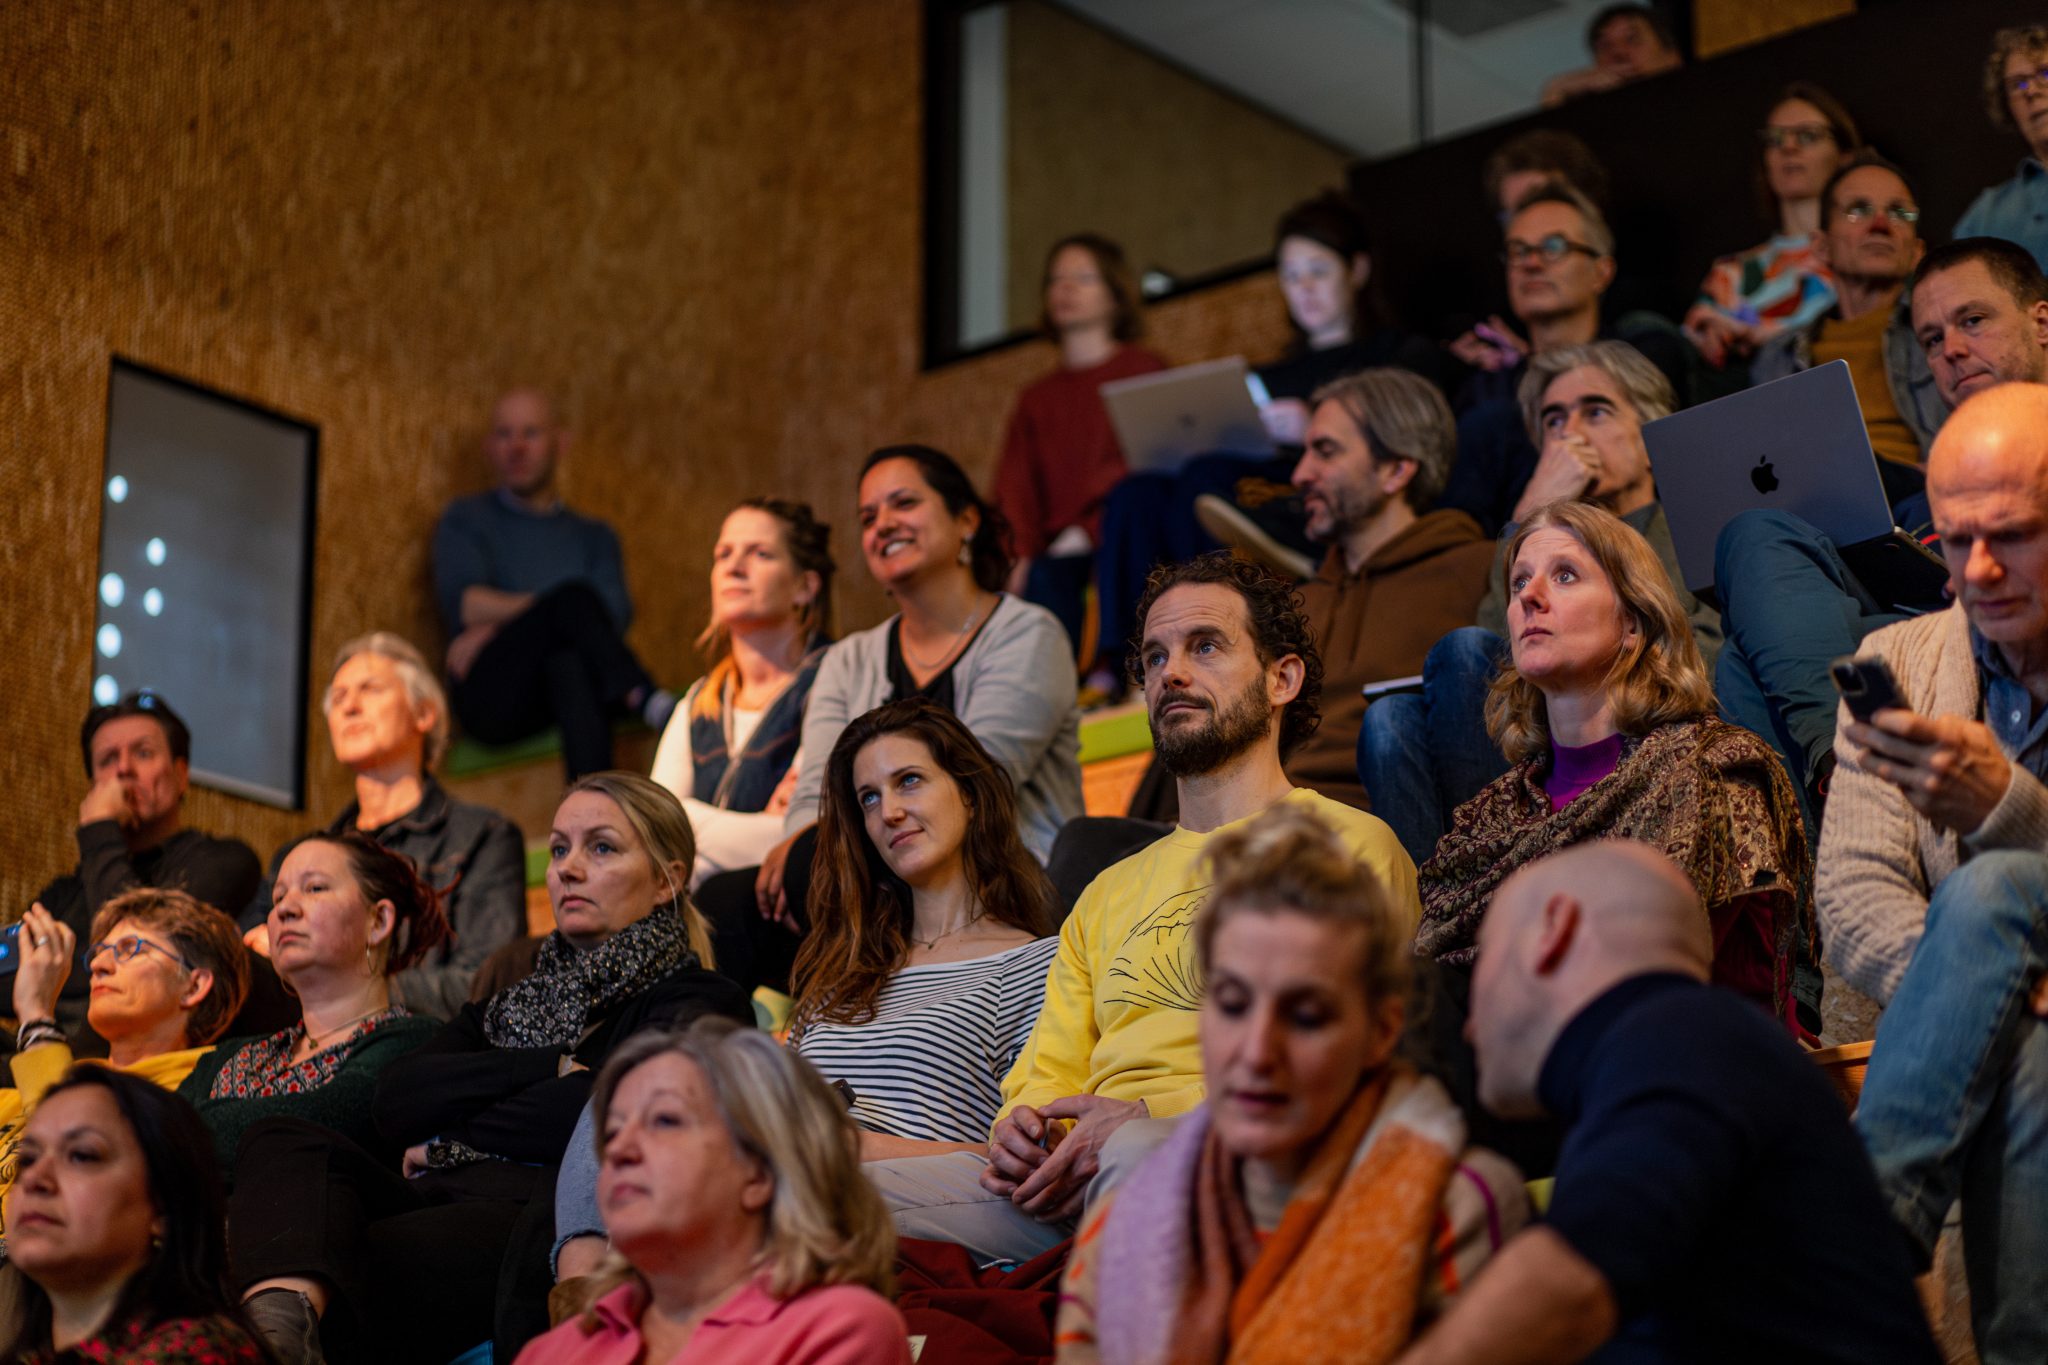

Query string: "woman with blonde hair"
[1057, 802, 1525, 1362]
[230, 773, 751, 1365]
[518, 1018, 908, 1364]
[650, 499, 835, 887]
[1417, 500, 1809, 1025]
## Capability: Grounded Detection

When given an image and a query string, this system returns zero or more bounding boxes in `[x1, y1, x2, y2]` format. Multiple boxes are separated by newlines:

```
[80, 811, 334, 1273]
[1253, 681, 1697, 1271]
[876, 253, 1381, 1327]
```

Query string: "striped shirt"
[795, 937, 1061, 1143]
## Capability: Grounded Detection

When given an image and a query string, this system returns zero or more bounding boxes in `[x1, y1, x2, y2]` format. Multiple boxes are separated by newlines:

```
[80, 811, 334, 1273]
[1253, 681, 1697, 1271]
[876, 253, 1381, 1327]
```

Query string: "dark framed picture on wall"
[94, 358, 320, 808]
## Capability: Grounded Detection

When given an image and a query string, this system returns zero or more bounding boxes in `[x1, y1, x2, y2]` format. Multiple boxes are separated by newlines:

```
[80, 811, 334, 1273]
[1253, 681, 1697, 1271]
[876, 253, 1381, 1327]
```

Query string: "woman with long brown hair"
[791, 697, 1060, 1159]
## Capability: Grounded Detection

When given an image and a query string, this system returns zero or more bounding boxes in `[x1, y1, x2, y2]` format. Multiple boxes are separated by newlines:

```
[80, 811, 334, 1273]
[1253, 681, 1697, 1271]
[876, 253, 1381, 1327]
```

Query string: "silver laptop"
[1101, 358, 1276, 473]
[1643, 360, 1906, 596]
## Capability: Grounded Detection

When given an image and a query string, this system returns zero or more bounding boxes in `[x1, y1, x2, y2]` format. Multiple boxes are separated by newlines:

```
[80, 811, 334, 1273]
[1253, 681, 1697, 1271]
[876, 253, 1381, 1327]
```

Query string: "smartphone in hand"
[1830, 656, 1905, 722]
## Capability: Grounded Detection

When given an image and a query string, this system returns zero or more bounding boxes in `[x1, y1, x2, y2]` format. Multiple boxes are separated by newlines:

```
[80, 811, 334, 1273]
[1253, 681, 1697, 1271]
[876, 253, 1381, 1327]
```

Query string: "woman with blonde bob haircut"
[1057, 803, 1525, 1363]
[517, 1018, 909, 1364]
[1417, 499, 1811, 1027]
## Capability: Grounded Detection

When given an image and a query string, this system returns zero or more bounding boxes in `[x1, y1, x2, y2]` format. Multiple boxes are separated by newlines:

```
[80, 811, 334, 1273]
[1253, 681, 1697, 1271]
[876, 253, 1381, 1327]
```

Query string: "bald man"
[431, 389, 674, 779]
[1822, 381, 2048, 1361]
[1396, 842, 1935, 1364]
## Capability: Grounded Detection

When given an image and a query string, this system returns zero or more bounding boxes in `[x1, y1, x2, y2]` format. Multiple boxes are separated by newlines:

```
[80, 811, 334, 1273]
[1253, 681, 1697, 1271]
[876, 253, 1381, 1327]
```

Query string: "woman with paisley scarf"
[1415, 501, 1811, 1031]
[229, 773, 751, 1365]
[1055, 801, 1525, 1364]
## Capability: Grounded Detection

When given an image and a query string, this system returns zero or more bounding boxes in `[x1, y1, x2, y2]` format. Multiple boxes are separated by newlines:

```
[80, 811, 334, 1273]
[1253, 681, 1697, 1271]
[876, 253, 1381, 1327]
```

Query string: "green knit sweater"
[175, 1013, 439, 1180]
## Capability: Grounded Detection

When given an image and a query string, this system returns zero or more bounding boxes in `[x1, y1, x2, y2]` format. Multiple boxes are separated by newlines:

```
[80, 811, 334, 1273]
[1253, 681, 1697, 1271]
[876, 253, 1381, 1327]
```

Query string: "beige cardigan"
[1817, 603, 2048, 1004]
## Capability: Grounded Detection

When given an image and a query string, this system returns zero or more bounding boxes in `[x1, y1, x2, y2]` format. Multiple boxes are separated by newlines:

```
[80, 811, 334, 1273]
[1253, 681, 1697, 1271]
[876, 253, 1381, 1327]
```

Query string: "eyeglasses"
[1502, 234, 1603, 266]
[1839, 201, 1921, 226]
[1758, 124, 1835, 151]
[88, 935, 193, 971]
[2008, 66, 2048, 99]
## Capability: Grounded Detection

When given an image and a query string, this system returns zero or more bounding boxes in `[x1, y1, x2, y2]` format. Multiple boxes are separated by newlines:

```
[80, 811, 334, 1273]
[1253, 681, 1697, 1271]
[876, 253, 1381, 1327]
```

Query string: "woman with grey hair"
[241, 631, 526, 1018]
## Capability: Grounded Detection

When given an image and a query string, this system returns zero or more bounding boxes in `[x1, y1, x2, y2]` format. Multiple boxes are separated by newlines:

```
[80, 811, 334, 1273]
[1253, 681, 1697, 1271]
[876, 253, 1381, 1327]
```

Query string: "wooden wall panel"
[1695, 0, 1857, 59]
[1, 0, 1292, 912]
[1003, 0, 1352, 329]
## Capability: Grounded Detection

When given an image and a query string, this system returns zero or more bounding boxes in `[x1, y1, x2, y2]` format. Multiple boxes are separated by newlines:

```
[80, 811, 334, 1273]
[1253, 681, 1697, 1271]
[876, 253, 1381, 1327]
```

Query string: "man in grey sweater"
[431, 388, 672, 778]
[1819, 382, 2048, 1363]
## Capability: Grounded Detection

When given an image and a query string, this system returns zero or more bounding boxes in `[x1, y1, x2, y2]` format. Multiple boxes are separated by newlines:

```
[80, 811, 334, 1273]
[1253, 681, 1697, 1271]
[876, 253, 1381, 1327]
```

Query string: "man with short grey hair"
[1281, 367, 1495, 810]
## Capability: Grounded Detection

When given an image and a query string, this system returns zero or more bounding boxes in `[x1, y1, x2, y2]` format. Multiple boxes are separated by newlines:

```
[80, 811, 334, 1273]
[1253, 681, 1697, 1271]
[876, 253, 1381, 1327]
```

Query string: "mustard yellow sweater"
[996, 788, 1417, 1132]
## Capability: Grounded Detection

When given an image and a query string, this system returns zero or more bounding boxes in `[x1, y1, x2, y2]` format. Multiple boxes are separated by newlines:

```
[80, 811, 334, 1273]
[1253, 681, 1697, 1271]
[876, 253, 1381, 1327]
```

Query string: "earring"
[957, 542, 972, 566]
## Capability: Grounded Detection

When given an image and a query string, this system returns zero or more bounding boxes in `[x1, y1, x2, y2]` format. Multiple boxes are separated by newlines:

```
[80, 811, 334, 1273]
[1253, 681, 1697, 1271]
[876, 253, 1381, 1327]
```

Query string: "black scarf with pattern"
[482, 902, 696, 1049]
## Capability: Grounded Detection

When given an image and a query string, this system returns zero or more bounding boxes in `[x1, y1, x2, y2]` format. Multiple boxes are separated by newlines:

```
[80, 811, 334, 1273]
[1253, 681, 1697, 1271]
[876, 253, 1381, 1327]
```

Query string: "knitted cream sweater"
[1817, 603, 2048, 1004]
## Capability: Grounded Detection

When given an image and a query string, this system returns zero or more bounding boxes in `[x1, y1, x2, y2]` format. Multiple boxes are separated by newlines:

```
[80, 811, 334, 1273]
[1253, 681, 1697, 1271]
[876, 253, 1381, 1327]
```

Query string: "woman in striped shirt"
[790, 698, 1061, 1159]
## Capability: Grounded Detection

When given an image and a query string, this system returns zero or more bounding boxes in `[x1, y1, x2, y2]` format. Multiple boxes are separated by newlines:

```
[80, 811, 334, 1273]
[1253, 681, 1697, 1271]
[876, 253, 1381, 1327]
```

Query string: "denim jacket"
[1748, 294, 1945, 458]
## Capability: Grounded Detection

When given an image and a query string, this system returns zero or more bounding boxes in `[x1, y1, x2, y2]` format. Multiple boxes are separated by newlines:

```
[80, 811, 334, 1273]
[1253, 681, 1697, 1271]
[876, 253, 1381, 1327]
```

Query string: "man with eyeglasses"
[1440, 179, 1696, 537]
[14, 692, 260, 1056]
[1751, 150, 1941, 467]
[1957, 24, 2048, 271]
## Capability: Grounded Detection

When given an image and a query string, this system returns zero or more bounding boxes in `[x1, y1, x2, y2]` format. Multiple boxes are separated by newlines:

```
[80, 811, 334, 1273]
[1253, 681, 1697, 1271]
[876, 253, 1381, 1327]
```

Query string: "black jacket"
[372, 961, 752, 1165]
[247, 775, 527, 1020]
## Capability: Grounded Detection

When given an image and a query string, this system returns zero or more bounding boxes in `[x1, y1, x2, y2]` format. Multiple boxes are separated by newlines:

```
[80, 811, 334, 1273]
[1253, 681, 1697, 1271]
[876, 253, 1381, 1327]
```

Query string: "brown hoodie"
[1288, 508, 1497, 810]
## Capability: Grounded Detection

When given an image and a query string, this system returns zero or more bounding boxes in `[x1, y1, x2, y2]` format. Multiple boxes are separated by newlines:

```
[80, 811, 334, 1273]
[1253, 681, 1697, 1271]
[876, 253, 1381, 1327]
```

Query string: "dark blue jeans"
[1093, 451, 1296, 671]
[1356, 627, 1510, 868]
[1021, 552, 1092, 658]
[1855, 851, 2048, 1363]
[1712, 510, 1904, 833]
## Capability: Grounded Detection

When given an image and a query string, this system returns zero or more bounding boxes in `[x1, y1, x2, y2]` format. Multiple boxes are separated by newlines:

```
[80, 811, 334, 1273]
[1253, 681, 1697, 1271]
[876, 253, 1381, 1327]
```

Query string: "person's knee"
[1928, 851, 2048, 935]
[236, 1115, 338, 1167]
[1093, 1114, 1183, 1201]
[1426, 627, 1504, 682]
[1714, 509, 1825, 586]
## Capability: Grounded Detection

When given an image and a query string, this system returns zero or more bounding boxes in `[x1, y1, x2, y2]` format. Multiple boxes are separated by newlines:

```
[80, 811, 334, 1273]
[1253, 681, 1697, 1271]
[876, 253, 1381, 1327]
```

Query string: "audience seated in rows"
[0, 1068, 268, 1363]
[243, 632, 525, 1019]
[183, 833, 447, 1174]
[1441, 181, 1696, 537]
[1822, 382, 2048, 1361]
[232, 774, 749, 1364]
[520, 1021, 908, 1365]
[19, 692, 260, 1054]
[649, 498, 835, 887]
[1417, 500, 1808, 1030]
[1751, 150, 1941, 468]
[868, 555, 1417, 1263]
[433, 388, 675, 780]
[1280, 369, 1495, 810]
[1398, 843, 1936, 1363]
[0, 888, 249, 1242]
[699, 444, 1081, 996]
[1714, 238, 2048, 822]
[1056, 802, 1526, 1363]
[1097, 191, 1446, 627]
[993, 234, 1167, 651]
[1958, 24, 2048, 271]
[1360, 341, 1722, 863]
[1539, 2, 1683, 110]
[792, 700, 1059, 1155]
[1684, 82, 1858, 371]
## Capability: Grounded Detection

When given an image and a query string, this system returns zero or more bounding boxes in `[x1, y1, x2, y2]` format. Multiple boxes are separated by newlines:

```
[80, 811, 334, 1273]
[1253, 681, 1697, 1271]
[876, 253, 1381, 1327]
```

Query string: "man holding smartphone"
[1818, 381, 2048, 1362]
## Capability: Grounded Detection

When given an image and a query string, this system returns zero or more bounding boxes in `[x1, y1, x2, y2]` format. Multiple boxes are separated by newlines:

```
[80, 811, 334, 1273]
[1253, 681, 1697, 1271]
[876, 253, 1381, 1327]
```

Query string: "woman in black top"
[231, 773, 750, 1365]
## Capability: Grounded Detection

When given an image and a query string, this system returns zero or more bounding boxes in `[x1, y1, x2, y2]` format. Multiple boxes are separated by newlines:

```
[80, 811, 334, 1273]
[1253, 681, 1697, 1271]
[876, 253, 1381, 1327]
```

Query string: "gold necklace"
[909, 908, 987, 950]
[901, 593, 990, 672]
[298, 1005, 384, 1057]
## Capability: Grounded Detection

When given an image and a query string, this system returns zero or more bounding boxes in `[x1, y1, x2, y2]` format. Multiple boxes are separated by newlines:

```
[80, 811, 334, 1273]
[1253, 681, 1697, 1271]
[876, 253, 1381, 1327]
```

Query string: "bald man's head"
[486, 388, 565, 501]
[1928, 384, 2048, 653]
[1467, 840, 1709, 1117]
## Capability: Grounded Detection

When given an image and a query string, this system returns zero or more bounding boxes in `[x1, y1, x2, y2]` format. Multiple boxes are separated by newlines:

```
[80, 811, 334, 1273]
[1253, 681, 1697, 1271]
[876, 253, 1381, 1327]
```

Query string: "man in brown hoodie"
[1287, 368, 1498, 809]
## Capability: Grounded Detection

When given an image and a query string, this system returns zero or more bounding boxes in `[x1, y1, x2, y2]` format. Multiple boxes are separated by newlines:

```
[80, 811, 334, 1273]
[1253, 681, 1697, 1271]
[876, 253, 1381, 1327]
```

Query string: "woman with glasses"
[175, 832, 448, 1171]
[0, 887, 250, 1244]
[1684, 83, 1860, 369]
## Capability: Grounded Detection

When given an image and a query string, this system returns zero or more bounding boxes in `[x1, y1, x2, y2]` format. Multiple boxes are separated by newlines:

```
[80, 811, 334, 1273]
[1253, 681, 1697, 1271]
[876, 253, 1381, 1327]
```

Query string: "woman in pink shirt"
[517, 1019, 908, 1365]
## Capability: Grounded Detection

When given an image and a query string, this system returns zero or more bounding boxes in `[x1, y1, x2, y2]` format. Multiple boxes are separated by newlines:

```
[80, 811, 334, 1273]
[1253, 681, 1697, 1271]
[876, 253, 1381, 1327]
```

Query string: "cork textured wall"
[1003, 0, 1352, 330]
[1696, 0, 1857, 58]
[2, 0, 1292, 911]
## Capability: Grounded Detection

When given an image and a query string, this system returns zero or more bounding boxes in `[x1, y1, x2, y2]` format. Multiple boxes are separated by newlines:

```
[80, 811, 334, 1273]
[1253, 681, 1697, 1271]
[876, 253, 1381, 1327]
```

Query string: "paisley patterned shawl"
[1416, 718, 1811, 1002]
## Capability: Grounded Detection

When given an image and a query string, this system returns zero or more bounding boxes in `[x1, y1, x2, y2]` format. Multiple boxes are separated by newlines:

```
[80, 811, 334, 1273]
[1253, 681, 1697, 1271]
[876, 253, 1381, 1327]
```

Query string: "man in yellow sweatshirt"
[868, 554, 1417, 1262]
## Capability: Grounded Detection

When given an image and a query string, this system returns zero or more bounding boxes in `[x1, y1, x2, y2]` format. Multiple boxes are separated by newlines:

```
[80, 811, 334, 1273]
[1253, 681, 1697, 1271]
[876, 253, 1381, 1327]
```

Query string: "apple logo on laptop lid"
[1751, 455, 1780, 495]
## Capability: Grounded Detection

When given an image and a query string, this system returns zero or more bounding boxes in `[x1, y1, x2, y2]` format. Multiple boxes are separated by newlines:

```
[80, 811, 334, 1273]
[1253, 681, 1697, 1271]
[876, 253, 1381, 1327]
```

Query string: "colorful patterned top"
[1693, 232, 1836, 340]
[19, 1313, 265, 1364]
[206, 1007, 411, 1099]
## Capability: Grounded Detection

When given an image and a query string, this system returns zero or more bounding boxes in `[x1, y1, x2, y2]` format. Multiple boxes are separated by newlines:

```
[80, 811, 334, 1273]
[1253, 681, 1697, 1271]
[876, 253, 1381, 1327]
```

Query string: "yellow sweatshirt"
[0, 1042, 213, 1239]
[996, 788, 1417, 1132]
